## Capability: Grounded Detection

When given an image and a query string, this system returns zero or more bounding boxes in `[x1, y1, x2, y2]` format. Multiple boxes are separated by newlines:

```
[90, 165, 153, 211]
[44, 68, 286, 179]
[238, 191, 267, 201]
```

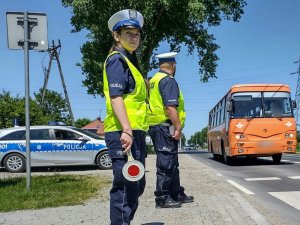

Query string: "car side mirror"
[227, 100, 232, 112]
[78, 137, 90, 142]
[292, 100, 297, 109]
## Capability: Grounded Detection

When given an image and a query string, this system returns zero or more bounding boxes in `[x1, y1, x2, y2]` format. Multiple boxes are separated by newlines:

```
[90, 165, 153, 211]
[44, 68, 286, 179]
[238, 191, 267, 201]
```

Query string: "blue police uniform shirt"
[105, 47, 138, 96]
[158, 70, 179, 107]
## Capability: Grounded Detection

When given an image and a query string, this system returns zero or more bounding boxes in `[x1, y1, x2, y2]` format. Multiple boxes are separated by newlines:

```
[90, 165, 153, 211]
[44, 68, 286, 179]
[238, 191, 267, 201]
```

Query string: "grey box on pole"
[6, 12, 48, 50]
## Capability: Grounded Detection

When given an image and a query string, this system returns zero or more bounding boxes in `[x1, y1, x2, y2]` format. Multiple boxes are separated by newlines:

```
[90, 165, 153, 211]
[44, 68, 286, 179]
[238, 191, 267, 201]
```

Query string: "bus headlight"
[235, 134, 245, 139]
[285, 133, 294, 138]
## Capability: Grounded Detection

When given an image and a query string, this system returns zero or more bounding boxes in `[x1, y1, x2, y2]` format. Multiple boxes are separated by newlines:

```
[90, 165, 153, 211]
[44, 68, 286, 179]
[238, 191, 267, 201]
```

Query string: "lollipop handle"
[127, 149, 134, 161]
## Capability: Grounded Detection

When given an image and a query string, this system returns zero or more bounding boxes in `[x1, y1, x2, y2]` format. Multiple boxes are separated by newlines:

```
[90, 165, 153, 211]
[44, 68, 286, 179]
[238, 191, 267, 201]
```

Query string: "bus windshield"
[231, 91, 293, 118]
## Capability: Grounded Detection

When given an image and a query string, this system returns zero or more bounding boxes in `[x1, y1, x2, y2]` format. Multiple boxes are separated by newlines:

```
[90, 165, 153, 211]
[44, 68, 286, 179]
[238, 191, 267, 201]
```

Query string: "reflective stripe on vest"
[103, 51, 148, 132]
[148, 72, 186, 127]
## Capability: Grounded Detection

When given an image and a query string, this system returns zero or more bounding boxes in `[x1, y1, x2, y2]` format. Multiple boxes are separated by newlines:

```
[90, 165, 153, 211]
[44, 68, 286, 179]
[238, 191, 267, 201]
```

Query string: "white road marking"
[289, 176, 300, 179]
[281, 159, 291, 162]
[230, 192, 270, 225]
[216, 173, 223, 176]
[227, 180, 254, 195]
[245, 177, 281, 181]
[293, 161, 300, 164]
[269, 191, 300, 211]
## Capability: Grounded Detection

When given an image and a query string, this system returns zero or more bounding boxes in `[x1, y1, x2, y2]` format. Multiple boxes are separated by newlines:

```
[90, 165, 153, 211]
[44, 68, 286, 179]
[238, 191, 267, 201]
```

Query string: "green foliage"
[188, 126, 208, 148]
[181, 132, 186, 147]
[0, 175, 110, 212]
[75, 118, 92, 127]
[0, 91, 22, 128]
[34, 88, 72, 124]
[0, 89, 72, 129]
[61, 0, 247, 96]
[146, 144, 155, 155]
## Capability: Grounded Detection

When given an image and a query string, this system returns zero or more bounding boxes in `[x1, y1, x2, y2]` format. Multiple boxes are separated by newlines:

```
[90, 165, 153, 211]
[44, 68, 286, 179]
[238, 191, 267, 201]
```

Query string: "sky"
[1, 0, 300, 140]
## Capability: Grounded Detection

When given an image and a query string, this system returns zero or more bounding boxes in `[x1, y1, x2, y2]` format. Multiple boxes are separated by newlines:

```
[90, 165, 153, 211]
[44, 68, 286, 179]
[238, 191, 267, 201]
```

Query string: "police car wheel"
[96, 151, 112, 170]
[4, 153, 26, 173]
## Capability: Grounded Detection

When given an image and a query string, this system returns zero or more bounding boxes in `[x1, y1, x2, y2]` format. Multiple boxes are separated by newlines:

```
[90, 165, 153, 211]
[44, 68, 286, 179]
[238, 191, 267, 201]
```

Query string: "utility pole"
[42, 40, 75, 126]
[291, 57, 300, 128]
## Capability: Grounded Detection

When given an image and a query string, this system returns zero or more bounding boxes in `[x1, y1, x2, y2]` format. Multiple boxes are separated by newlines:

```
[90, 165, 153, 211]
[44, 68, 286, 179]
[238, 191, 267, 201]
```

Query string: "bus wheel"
[96, 151, 112, 170]
[213, 153, 219, 160]
[224, 155, 233, 165]
[222, 150, 235, 165]
[4, 153, 26, 173]
[272, 153, 282, 164]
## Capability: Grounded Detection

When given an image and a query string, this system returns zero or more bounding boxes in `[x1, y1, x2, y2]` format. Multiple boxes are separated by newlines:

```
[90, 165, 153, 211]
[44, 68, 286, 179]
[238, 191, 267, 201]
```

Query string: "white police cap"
[108, 9, 144, 32]
[156, 52, 177, 64]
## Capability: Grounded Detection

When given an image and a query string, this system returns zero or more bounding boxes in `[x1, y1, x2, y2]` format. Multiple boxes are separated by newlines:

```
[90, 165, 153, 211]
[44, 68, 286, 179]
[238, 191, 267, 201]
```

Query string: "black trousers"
[105, 130, 146, 225]
[149, 124, 184, 202]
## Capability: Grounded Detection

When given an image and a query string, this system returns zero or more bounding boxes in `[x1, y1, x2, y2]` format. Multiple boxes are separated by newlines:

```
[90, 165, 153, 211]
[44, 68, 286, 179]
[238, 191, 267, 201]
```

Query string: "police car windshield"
[71, 127, 104, 140]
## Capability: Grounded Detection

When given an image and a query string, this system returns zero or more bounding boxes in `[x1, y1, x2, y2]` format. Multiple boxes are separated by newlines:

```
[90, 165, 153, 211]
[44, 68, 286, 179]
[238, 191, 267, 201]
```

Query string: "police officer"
[148, 52, 194, 208]
[103, 9, 148, 225]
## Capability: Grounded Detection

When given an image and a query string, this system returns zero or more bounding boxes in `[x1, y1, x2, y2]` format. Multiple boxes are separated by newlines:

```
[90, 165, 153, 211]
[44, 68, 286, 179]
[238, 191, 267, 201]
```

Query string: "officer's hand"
[172, 129, 181, 140]
[120, 131, 133, 153]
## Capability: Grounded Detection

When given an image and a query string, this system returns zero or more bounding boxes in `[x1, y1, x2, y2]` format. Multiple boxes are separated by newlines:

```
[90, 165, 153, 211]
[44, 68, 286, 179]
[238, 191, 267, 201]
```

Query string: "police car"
[0, 126, 112, 173]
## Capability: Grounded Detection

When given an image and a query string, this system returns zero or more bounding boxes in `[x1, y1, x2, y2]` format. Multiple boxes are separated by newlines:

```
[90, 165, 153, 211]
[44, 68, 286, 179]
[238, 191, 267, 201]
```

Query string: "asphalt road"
[189, 150, 300, 224]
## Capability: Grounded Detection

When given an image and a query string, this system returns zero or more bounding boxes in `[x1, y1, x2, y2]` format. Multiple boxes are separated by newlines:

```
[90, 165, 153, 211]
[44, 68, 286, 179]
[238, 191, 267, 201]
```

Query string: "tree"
[0, 91, 23, 128]
[181, 133, 186, 147]
[75, 118, 92, 128]
[62, 0, 247, 96]
[0, 89, 72, 128]
[34, 88, 73, 125]
[188, 127, 207, 148]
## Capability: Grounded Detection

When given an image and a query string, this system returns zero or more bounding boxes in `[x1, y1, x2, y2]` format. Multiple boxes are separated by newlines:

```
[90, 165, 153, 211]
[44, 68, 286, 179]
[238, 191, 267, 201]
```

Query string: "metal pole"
[24, 11, 31, 191]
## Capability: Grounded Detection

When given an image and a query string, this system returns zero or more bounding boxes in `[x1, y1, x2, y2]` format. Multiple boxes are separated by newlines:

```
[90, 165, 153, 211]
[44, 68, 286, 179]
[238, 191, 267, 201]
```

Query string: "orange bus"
[207, 84, 297, 164]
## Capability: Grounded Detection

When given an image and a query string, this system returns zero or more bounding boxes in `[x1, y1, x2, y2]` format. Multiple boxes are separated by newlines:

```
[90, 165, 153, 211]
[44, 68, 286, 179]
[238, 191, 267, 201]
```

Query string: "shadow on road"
[179, 149, 208, 155]
[209, 156, 294, 167]
[142, 223, 164, 225]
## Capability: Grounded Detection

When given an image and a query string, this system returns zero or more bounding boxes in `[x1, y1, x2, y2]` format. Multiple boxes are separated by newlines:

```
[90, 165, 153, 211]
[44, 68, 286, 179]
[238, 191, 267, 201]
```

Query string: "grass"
[0, 174, 111, 212]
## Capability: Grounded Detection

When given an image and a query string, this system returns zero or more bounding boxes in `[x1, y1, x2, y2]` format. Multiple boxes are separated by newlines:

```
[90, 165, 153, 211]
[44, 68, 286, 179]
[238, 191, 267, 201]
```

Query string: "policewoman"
[148, 52, 194, 208]
[103, 9, 148, 225]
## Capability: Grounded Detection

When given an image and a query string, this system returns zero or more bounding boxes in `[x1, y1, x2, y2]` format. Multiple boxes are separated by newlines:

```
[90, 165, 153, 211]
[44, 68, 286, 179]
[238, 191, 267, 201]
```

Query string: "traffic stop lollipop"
[122, 149, 145, 182]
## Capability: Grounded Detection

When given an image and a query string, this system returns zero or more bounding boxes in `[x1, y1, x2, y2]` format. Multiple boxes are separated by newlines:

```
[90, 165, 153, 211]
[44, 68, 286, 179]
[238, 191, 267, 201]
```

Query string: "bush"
[146, 144, 155, 155]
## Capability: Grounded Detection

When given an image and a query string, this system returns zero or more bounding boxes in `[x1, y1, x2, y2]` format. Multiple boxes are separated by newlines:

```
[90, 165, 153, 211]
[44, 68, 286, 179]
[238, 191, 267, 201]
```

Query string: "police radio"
[122, 149, 144, 182]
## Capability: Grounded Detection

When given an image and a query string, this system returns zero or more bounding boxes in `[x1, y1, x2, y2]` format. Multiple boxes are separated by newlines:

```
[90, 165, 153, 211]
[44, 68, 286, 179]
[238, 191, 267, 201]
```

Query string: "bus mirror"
[292, 100, 297, 109]
[227, 101, 232, 112]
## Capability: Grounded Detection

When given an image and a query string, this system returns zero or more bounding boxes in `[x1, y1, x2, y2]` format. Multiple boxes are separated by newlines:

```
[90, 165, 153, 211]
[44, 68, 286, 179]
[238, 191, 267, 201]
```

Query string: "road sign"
[6, 12, 48, 50]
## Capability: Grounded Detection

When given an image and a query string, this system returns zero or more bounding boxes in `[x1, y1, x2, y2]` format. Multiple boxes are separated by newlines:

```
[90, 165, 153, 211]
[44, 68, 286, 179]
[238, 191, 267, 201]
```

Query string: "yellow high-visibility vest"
[148, 72, 186, 127]
[103, 51, 148, 132]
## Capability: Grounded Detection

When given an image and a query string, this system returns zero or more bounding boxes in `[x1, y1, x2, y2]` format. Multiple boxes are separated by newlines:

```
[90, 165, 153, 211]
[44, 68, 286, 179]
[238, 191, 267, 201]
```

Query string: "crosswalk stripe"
[245, 177, 281, 181]
[227, 180, 254, 195]
[289, 176, 300, 179]
[269, 191, 300, 211]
